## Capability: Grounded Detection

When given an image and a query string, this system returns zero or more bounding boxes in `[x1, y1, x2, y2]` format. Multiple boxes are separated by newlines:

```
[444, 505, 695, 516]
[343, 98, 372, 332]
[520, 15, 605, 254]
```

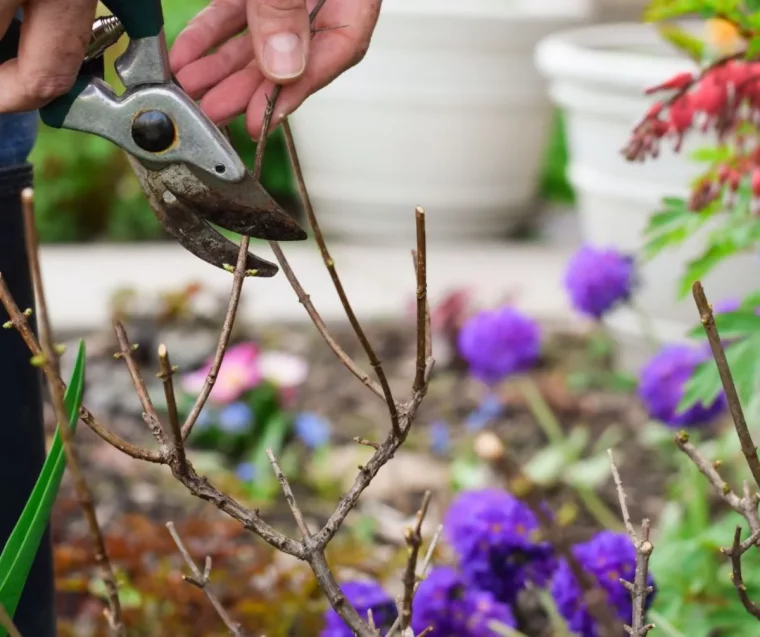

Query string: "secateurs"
[0, 0, 307, 276]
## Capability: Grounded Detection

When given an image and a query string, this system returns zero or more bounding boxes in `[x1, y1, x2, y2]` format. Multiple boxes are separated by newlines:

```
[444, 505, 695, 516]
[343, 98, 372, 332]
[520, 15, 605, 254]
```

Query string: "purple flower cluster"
[564, 245, 636, 319]
[638, 343, 726, 428]
[320, 492, 657, 636]
[444, 489, 556, 604]
[457, 307, 541, 384]
[320, 580, 396, 636]
[550, 531, 656, 637]
[411, 567, 516, 636]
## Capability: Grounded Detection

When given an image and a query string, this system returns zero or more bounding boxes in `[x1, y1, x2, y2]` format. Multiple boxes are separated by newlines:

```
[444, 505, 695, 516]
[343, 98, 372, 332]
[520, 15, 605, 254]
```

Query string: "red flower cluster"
[624, 58, 760, 211]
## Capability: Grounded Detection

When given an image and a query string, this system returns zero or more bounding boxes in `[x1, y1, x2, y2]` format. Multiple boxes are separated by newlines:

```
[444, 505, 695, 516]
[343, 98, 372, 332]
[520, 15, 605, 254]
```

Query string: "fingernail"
[263, 33, 305, 80]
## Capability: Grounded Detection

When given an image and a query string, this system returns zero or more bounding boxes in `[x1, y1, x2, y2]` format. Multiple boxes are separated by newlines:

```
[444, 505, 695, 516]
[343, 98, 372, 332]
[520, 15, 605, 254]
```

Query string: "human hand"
[0, 0, 99, 112]
[170, 0, 382, 139]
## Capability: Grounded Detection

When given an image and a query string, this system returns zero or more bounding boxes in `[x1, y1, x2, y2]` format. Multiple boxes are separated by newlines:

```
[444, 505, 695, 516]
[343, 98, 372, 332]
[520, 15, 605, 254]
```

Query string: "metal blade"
[127, 155, 279, 276]
[155, 163, 307, 241]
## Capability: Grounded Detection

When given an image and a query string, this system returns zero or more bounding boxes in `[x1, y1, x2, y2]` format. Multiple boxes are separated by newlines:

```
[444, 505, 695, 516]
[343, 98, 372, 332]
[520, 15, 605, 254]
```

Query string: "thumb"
[249, 0, 310, 83]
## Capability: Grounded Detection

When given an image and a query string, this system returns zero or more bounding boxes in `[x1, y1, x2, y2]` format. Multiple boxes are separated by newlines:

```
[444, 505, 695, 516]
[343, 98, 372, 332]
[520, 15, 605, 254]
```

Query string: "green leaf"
[747, 35, 760, 59]
[677, 242, 737, 298]
[688, 145, 732, 164]
[657, 23, 707, 61]
[686, 309, 760, 339]
[247, 412, 291, 501]
[0, 341, 86, 630]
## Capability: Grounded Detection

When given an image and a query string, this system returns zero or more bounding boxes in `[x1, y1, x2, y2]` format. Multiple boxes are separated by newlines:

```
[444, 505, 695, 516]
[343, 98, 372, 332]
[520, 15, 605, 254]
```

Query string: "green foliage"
[657, 23, 707, 60]
[681, 293, 760, 418]
[0, 341, 86, 633]
[31, 0, 294, 243]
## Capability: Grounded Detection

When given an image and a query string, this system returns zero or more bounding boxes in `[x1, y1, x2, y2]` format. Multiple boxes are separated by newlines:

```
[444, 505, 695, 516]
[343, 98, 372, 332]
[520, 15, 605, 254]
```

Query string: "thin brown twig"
[280, 117, 400, 436]
[399, 491, 432, 632]
[266, 449, 312, 539]
[723, 525, 760, 620]
[0, 603, 22, 637]
[413, 208, 428, 393]
[609, 450, 655, 636]
[475, 431, 623, 637]
[113, 320, 166, 446]
[166, 522, 248, 636]
[410, 251, 431, 363]
[0, 278, 160, 462]
[267, 242, 384, 399]
[158, 344, 186, 471]
[20, 188, 125, 636]
[692, 281, 760, 488]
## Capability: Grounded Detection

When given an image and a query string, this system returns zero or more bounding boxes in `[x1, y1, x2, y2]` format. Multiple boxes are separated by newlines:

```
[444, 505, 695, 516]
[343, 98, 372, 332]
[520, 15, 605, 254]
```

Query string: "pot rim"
[535, 21, 699, 90]
[380, 0, 592, 20]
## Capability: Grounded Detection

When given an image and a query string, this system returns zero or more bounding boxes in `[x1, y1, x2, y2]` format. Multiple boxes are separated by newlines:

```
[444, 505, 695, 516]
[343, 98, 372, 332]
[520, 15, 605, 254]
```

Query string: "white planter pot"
[289, 0, 593, 243]
[535, 22, 760, 366]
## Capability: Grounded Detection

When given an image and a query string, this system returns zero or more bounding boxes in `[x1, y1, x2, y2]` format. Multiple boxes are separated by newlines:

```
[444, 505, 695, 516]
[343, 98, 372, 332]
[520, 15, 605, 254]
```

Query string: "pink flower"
[181, 342, 262, 404]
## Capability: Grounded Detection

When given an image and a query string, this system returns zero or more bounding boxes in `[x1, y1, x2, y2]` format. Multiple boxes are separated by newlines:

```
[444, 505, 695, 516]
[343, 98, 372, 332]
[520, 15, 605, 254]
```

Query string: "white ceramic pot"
[288, 0, 593, 244]
[535, 22, 760, 366]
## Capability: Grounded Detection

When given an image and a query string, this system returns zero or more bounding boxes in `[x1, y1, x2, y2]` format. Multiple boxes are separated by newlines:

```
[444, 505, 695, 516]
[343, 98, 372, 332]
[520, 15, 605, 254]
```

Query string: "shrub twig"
[166, 521, 248, 636]
[608, 450, 655, 636]
[18, 189, 125, 636]
[680, 280, 760, 621]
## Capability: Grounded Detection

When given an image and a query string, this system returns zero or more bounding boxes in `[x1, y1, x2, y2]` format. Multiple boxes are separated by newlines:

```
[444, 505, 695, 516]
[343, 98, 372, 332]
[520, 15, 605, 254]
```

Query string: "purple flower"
[411, 567, 517, 636]
[320, 580, 396, 636]
[429, 420, 450, 456]
[714, 298, 741, 314]
[465, 393, 503, 431]
[550, 531, 656, 637]
[235, 462, 257, 482]
[218, 401, 253, 433]
[444, 489, 556, 604]
[638, 344, 726, 428]
[458, 307, 541, 384]
[294, 412, 331, 448]
[564, 245, 635, 319]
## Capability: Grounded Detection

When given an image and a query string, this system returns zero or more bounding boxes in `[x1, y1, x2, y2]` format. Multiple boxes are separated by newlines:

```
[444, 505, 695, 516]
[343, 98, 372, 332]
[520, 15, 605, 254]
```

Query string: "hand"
[0, 0, 99, 112]
[170, 0, 381, 139]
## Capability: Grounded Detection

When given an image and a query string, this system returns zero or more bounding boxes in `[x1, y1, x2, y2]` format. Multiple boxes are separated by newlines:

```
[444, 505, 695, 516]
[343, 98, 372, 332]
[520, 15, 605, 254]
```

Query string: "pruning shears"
[0, 0, 307, 276]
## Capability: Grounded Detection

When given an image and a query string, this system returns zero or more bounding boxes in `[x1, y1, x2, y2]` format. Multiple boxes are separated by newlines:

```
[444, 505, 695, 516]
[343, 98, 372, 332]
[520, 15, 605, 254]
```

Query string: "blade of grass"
[0, 340, 86, 625]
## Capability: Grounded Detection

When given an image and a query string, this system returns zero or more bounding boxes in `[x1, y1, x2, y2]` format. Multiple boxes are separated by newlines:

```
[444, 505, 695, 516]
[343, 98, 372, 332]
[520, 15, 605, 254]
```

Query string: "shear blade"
[127, 155, 279, 276]
[158, 164, 307, 242]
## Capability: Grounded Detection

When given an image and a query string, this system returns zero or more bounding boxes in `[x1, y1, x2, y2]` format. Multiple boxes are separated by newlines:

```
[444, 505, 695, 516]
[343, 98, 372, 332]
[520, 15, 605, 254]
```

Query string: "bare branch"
[608, 450, 655, 636]
[158, 344, 187, 472]
[0, 277, 160, 461]
[166, 521, 248, 636]
[19, 189, 125, 636]
[280, 118, 400, 435]
[413, 208, 428, 393]
[723, 525, 760, 620]
[692, 281, 760, 488]
[399, 491, 432, 631]
[266, 448, 312, 539]
[113, 320, 167, 447]
[675, 433, 760, 532]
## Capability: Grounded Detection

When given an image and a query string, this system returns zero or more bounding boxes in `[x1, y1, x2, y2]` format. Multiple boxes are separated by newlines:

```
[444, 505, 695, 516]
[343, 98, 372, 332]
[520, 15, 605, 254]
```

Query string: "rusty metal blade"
[156, 164, 307, 241]
[128, 155, 279, 276]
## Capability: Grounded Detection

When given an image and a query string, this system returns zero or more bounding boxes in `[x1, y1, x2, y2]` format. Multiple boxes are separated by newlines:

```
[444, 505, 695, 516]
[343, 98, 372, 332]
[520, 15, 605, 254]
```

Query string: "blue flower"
[465, 393, 503, 431]
[294, 412, 331, 448]
[429, 420, 450, 455]
[550, 531, 656, 637]
[564, 245, 635, 319]
[411, 567, 517, 636]
[320, 580, 396, 636]
[218, 402, 253, 434]
[444, 489, 556, 604]
[235, 462, 257, 482]
[638, 344, 726, 428]
[458, 307, 541, 385]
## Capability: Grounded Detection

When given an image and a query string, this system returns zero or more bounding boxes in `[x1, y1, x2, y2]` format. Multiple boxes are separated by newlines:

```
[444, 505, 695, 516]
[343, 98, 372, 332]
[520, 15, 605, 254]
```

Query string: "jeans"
[0, 111, 39, 167]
